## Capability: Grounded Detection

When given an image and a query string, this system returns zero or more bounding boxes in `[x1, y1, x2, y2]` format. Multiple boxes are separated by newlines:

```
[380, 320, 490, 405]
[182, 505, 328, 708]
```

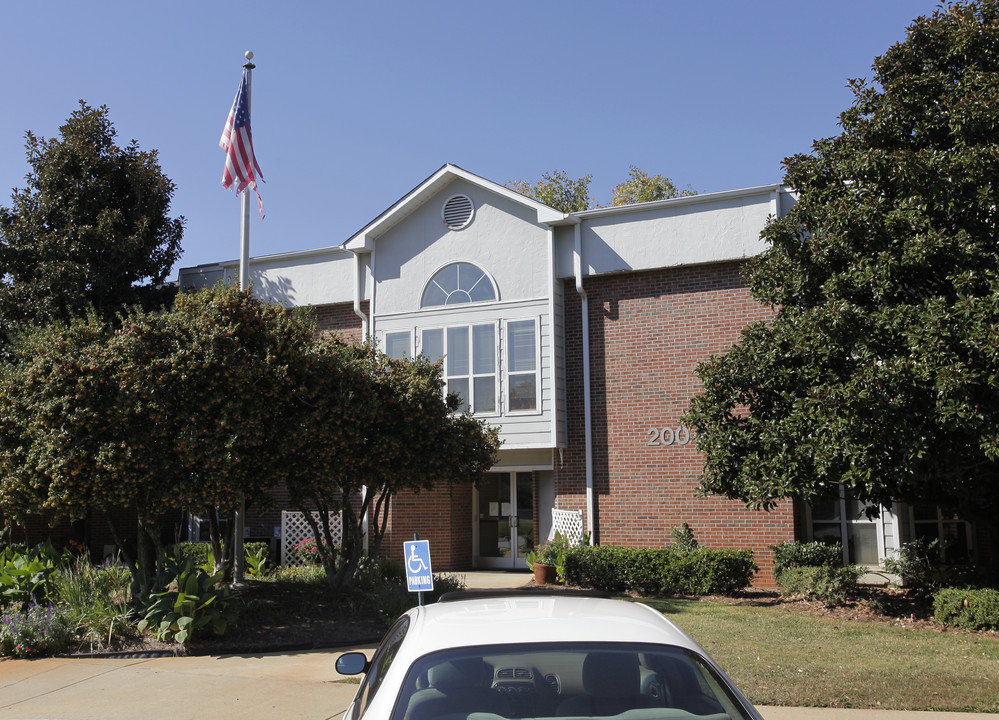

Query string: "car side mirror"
[336, 651, 369, 675]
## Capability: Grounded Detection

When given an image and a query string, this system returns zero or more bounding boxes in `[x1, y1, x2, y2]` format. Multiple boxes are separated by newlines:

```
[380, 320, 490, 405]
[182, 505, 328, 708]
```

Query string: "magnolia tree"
[685, 1, 999, 557]
[282, 335, 501, 593]
[0, 102, 183, 350]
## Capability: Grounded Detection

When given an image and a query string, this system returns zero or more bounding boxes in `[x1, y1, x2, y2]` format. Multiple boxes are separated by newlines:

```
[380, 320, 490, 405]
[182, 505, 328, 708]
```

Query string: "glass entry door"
[476, 472, 535, 569]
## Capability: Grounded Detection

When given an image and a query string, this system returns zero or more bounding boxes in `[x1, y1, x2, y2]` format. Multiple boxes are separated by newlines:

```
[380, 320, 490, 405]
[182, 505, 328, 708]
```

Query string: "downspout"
[572, 220, 595, 545]
[351, 248, 370, 555]
[352, 250, 369, 338]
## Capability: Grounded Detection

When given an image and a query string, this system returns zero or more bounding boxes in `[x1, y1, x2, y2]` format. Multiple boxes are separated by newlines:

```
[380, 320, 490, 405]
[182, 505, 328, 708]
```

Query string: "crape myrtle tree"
[0, 285, 311, 597]
[0, 102, 183, 350]
[684, 1, 999, 556]
[283, 335, 501, 593]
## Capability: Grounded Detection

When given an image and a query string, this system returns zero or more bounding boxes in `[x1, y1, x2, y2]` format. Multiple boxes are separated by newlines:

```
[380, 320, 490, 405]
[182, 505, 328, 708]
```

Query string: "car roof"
[402, 592, 703, 655]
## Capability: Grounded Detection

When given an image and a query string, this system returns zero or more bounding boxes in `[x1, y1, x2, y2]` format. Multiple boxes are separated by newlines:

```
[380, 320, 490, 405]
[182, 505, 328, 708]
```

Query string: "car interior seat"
[404, 659, 509, 720]
[556, 651, 660, 717]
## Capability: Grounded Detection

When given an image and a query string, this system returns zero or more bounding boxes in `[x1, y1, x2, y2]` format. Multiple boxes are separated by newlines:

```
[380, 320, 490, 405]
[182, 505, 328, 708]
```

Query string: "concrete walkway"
[0, 571, 995, 720]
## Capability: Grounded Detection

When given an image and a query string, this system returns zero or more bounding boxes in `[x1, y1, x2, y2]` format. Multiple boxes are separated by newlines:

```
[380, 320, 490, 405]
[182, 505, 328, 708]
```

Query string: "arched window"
[421, 262, 496, 308]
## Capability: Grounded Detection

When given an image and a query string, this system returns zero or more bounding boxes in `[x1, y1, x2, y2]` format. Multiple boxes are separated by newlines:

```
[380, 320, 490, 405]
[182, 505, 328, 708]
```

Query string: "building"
[173, 164, 985, 584]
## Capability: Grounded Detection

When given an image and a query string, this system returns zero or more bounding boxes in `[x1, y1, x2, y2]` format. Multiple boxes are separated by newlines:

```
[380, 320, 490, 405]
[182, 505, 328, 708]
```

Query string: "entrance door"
[476, 472, 535, 569]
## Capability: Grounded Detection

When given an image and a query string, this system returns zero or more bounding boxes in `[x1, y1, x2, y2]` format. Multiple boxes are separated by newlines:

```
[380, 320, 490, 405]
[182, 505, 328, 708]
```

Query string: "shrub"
[137, 558, 239, 644]
[0, 603, 75, 657]
[1, 543, 61, 610]
[564, 545, 630, 591]
[367, 571, 467, 628]
[670, 523, 699, 552]
[266, 564, 327, 584]
[292, 537, 338, 566]
[777, 565, 863, 605]
[564, 545, 756, 595]
[770, 540, 843, 578]
[933, 587, 999, 631]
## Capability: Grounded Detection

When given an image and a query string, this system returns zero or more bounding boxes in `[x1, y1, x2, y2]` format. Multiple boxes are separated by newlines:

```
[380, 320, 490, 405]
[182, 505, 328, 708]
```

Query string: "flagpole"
[239, 51, 254, 292]
[233, 49, 255, 587]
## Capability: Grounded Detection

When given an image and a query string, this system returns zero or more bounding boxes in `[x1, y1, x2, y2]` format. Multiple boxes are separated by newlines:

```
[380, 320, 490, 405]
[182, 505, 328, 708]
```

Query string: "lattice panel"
[281, 511, 342, 566]
[549, 508, 584, 545]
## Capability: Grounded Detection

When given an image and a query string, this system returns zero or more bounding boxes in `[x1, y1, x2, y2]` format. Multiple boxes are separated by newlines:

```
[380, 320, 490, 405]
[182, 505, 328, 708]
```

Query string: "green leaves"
[688, 1, 999, 529]
[0, 102, 183, 349]
[136, 558, 236, 644]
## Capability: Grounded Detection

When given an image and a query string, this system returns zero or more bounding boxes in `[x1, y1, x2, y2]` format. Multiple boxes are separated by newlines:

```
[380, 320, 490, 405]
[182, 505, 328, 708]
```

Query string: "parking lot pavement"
[3, 647, 997, 720]
[0, 646, 373, 720]
[3, 648, 998, 720]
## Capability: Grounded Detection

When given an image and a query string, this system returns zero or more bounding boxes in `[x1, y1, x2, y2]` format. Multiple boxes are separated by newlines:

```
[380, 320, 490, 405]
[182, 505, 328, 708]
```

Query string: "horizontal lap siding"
[557, 263, 794, 587]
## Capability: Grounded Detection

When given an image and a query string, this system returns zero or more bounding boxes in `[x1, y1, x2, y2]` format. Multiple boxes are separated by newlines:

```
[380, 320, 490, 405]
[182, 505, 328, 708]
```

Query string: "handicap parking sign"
[404, 540, 434, 593]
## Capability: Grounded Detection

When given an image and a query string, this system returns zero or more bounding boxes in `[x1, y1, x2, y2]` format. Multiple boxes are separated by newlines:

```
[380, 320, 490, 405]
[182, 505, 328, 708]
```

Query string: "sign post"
[404, 535, 433, 606]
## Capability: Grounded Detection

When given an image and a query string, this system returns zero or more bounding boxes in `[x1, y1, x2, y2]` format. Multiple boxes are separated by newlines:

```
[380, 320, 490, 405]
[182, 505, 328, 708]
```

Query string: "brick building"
[28, 163, 980, 586]
[179, 165, 796, 585]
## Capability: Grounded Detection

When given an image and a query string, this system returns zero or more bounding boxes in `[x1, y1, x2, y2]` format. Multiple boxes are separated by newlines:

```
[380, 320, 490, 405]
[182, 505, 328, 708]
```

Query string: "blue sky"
[1, 1, 942, 279]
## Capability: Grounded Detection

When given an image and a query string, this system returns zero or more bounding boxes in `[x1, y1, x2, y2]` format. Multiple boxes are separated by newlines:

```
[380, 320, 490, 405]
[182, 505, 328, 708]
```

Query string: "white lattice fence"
[281, 511, 342, 566]
[548, 508, 584, 545]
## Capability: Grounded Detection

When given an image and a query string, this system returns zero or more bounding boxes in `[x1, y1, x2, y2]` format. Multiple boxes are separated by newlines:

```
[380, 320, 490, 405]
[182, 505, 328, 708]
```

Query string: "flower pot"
[534, 563, 558, 585]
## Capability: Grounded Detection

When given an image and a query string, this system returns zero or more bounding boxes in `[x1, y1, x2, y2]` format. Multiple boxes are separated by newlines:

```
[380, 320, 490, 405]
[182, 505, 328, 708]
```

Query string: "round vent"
[442, 194, 474, 230]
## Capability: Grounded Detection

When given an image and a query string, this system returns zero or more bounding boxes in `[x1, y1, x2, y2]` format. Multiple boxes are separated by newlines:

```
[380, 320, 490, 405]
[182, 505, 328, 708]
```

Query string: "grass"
[639, 597, 999, 713]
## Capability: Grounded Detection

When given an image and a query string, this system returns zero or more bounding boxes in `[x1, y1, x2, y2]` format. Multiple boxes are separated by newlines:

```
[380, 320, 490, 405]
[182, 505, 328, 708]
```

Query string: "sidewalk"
[1, 571, 995, 720]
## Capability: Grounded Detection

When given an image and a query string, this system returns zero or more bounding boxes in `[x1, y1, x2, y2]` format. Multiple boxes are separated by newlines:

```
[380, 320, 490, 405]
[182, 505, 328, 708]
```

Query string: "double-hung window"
[506, 319, 538, 412]
[422, 324, 496, 414]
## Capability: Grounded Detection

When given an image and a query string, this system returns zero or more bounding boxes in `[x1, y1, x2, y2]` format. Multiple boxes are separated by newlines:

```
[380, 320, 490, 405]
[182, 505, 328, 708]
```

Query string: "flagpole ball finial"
[245, 51, 253, 61]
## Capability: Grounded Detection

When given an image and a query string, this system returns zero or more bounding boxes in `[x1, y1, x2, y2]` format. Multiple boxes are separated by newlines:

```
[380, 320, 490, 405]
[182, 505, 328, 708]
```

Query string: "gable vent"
[442, 194, 474, 230]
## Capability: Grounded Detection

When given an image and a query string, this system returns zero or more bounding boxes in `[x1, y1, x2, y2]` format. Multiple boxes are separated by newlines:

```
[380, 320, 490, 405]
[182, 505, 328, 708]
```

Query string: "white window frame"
[383, 330, 413, 360]
[803, 485, 889, 567]
[419, 322, 499, 417]
[504, 316, 541, 415]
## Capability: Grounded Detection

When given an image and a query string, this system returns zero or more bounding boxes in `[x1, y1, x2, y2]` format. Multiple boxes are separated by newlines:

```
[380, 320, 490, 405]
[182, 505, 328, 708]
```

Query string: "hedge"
[563, 545, 757, 595]
[933, 587, 999, 631]
[776, 565, 863, 605]
[770, 540, 843, 577]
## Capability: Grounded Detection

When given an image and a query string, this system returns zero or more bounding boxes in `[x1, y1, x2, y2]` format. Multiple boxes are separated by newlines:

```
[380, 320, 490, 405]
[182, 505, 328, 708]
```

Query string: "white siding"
[371, 179, 551, 315]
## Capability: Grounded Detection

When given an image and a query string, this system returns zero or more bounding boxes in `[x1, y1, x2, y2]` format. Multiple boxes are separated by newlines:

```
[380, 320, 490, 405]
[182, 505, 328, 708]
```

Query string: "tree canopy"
[508, 170, 593, 213]
[0, 285, 312, 593]
[283, 335, 500, 592]
[0, 102, 183, 348]
[509, 167, 695, 212]
[610, 166, 696, 206]
[685, 1, 999, 542]
[0, 283, 500, 596]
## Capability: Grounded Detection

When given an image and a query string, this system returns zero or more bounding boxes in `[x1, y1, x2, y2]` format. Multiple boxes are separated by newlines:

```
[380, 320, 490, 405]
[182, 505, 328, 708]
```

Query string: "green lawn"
[638, 598, 999, 713]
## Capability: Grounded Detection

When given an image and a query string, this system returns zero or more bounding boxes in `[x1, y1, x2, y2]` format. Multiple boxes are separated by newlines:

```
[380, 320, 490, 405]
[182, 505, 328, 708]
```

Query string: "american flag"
[220, 68, 264, 217]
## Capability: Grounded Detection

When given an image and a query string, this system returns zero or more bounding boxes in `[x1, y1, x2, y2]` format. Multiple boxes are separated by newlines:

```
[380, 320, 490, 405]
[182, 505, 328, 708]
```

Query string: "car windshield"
[390, 641, 753, 720]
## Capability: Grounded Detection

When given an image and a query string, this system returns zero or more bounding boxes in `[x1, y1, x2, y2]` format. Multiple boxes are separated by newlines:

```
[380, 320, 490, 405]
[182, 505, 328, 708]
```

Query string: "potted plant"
[526, 532, 572, 585]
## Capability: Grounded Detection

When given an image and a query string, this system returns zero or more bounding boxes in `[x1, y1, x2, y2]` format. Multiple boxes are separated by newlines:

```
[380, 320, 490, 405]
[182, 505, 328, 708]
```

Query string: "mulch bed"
[60, 582, 992, 658]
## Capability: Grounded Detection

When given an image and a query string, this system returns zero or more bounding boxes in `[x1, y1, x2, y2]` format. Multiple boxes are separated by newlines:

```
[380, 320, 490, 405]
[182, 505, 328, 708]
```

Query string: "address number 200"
[647, 425, 692, 447]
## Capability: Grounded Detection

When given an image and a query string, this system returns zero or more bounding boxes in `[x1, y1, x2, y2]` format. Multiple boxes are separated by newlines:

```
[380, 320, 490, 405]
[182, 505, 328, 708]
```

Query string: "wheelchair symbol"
[407, 544, 429, 574]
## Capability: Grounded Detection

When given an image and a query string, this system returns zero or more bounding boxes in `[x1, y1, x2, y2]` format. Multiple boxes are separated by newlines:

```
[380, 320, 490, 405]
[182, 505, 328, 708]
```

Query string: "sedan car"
[335, 590, 762, 720]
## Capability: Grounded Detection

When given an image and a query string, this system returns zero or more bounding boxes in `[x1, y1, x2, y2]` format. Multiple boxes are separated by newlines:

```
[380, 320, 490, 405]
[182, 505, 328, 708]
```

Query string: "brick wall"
[557, 262, 796, 586]
[315, 301, 366, 340]
[386, 484, 474, 571]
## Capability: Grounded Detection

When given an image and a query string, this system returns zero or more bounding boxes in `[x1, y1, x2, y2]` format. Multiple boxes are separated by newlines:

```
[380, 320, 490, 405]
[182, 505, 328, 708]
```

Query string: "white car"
[335, 591, 763, 720]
